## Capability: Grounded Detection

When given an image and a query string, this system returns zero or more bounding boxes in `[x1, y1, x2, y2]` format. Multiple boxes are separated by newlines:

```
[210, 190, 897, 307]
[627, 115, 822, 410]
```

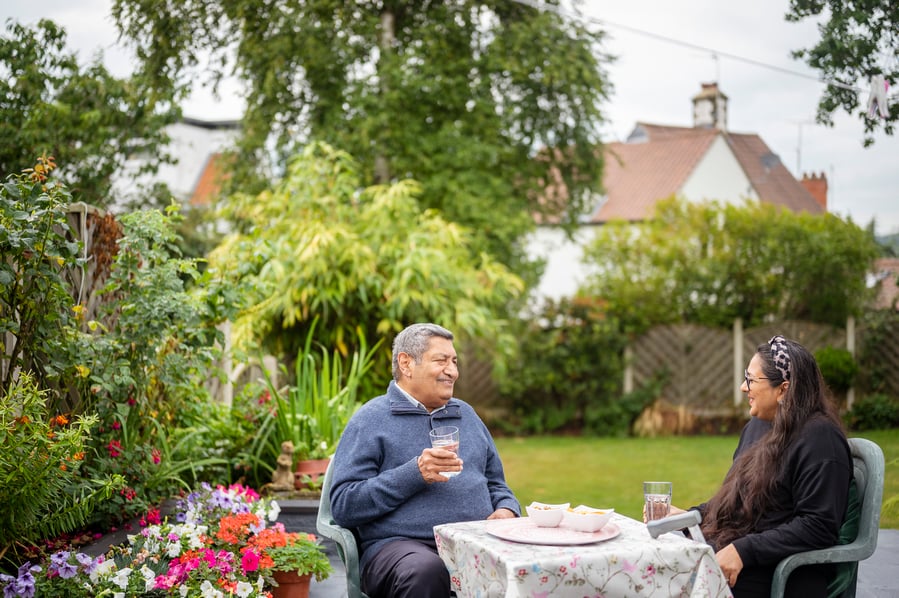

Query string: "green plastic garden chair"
[770, 437, 885, 598]
[316, 460, 370, 598]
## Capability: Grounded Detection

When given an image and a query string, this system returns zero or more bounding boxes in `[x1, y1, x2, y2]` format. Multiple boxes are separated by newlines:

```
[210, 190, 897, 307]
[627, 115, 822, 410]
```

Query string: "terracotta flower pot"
[271, 570, 312, 598]
[294, 458, 330, 490]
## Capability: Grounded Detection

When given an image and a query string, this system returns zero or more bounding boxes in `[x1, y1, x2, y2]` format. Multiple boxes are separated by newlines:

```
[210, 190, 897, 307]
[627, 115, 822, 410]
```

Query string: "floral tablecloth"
[434, 514, 732, 598]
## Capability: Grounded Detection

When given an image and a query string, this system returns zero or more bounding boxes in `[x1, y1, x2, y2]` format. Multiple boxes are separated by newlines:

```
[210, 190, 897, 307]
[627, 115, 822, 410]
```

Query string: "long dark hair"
[700, 337, 843, 548]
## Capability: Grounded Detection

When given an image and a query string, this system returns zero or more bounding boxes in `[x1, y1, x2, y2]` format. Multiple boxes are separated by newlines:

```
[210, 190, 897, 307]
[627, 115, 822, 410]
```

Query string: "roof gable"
[593, 123, 824, 223]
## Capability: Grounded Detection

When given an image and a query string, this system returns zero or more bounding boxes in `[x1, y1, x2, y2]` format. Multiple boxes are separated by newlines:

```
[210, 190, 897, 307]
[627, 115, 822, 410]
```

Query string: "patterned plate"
[485, 518, 621, 545]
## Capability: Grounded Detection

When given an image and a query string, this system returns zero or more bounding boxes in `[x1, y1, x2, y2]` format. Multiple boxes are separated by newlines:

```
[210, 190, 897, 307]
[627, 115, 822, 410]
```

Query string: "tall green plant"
[0, 156, 81, 400]
[71, 205, 239, 525]
[0, 372, 123, 564]
[246, 323, 379, 485]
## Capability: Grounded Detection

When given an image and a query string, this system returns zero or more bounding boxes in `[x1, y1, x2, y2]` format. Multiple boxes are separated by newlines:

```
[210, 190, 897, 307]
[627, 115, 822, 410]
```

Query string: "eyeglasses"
[744, 370, 771, 390]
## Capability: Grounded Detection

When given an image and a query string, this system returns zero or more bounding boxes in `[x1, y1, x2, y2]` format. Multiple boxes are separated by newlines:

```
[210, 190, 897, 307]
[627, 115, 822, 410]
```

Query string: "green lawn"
[495, 430, 899, 529]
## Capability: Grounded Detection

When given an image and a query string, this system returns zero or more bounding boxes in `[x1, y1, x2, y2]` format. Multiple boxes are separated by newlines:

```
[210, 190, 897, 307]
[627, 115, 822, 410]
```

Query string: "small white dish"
[525, 501, 570, 528]
[562, 505, 615, 533]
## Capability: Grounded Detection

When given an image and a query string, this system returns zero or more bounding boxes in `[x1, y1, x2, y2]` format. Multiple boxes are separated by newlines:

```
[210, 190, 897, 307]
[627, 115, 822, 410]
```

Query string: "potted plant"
[243, 526, 332, 598]
[250, 320, 380, 492]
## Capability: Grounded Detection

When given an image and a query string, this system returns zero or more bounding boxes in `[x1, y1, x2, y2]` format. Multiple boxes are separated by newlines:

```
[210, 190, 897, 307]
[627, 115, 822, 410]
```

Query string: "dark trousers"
[733, 564, 829, 598]
[361, 538, 451, 598]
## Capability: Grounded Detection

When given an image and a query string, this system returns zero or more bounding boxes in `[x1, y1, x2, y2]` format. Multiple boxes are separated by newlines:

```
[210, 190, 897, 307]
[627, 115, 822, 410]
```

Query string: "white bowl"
[525, 501, 570, 527]
[562, 505, 615, 532]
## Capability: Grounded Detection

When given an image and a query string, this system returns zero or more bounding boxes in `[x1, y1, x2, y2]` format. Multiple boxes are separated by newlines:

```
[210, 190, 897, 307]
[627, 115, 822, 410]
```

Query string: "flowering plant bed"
[0, 483, 331, 597]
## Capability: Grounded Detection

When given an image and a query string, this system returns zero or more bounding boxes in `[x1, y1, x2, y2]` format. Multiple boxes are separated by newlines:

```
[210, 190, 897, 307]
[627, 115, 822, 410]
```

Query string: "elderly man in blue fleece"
[329, 323, 520, 598]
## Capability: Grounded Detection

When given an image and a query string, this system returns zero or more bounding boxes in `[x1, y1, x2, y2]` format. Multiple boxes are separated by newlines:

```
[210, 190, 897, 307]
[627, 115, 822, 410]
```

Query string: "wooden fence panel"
[631, 325, 732, 412]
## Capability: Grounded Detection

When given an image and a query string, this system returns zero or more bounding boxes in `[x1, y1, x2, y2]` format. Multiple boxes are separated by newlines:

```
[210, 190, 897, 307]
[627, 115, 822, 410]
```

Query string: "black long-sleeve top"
[730, 416, 852, 567]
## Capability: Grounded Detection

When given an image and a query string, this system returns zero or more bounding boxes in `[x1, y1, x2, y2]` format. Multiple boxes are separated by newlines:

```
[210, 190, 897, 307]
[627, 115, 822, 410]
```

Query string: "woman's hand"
[715, 543, 744, 587]
[642, 504, 686, 523]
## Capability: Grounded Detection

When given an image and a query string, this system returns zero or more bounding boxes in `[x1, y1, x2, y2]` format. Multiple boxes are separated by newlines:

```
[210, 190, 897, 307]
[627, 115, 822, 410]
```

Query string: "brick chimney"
[800, 172, 828, 210]
[692, 82, 728, 130]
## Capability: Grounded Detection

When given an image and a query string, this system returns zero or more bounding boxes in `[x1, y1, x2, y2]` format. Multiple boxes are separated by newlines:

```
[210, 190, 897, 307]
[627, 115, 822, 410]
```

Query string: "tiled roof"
[190, 153, 232, 207]
[725, 133, 823, 213]
[595, 125, 717, 221]
[873, 257, 899, 311]
[592, 123, 823, 223]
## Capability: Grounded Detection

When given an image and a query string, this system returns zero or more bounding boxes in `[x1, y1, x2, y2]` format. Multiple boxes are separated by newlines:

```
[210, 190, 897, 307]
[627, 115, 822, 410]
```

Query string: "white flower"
[166, 541, 182, 558]
[267, 500, 281, 521]
[235, 581, 254, 597]
[89, 559, 117, 584]
[179, 584, 189, 597]
[114, 593, 124, 598]
[112, 567, 132, 590]
[140, 565, 155, 591]
[200, 579, 224, 598]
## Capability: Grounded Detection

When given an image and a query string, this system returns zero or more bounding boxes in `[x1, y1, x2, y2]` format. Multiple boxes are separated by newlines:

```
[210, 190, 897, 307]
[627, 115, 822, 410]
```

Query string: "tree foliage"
[207, 142, 525, 381]
[110, 0, 611, 272]
[581, 198, 881, 332]
[0, 19, 179, 209]
[786, 0, 898, 144]
[0, 156, 80, 398]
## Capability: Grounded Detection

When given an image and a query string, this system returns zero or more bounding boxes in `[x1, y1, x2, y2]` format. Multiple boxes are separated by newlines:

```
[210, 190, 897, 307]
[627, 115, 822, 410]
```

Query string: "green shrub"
[845, 394, 899, 431]
[0, 157, 81, 403]
[815, 346, 858, 395]
[0, 372, 123, 565]
[72, 206, 237, 526]
[497, 297, 633, 436]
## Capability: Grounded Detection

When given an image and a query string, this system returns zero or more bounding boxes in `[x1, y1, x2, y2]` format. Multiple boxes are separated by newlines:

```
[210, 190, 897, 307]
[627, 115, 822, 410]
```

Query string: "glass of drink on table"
[429, 426, 460, 478]
[643, 481, 672, 521]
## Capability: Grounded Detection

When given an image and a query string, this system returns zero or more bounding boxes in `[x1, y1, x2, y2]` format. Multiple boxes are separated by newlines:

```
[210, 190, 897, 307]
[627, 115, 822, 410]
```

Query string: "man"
[330, 323, 519, 598]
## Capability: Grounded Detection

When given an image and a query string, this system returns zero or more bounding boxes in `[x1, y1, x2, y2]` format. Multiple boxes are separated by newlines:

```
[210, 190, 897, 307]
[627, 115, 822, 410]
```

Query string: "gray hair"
[392, 323, 454, 381]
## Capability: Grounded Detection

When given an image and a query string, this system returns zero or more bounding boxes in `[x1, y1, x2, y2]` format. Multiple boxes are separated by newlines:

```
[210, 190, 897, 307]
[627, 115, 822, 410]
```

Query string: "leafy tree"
[0, 156, 81, 398]
[207, 142, 525, 383]
[581, 198, 881, 332]
[110, 0, 611, 273]
[786, 0, 898, 144]
[0, 19, 179, 209]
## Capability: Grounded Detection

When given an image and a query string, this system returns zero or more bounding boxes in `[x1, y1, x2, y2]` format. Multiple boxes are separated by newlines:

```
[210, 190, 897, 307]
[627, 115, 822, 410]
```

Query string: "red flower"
[112, 420, 121, 430]
[107, 439, 122, 458]
[151, 448, 161, 464]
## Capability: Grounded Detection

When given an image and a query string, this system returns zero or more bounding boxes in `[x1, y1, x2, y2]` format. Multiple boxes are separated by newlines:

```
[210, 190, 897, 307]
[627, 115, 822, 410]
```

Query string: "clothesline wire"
[508, 0, 872, 95]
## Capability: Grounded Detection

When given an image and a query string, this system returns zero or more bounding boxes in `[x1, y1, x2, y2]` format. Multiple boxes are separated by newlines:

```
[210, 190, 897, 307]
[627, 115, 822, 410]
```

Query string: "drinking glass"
[429, 426, 460, 478]
[644, 481, 672, 521]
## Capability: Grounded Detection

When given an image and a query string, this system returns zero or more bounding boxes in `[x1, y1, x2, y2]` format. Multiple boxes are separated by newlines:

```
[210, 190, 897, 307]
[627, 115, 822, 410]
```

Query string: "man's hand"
[486, 508, 517, 520]
[716, 543, 744, 587]
[417, 448, 463, 484]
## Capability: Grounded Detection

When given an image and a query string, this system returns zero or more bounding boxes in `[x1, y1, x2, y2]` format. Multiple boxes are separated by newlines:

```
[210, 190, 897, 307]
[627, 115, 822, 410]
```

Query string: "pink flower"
[151, 448, 161, 464]
[112, 420, 121, 430]
[241, 550, 260, 573]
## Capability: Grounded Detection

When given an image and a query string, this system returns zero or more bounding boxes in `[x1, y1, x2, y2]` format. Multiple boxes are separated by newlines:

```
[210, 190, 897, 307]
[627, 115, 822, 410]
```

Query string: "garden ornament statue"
[272, 441, 296, 491]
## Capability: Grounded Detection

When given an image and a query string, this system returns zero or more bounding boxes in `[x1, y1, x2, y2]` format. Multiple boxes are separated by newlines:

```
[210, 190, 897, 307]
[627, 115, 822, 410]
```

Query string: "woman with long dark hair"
[672, 336, 853, 597]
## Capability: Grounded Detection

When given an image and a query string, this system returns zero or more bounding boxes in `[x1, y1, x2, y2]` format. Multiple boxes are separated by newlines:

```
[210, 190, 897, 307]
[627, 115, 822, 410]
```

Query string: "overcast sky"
[6, 0, 899, 235]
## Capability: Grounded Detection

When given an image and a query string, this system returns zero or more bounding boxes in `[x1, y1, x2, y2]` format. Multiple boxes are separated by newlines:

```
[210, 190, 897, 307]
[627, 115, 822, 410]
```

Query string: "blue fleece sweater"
[329, 381, 520, 569]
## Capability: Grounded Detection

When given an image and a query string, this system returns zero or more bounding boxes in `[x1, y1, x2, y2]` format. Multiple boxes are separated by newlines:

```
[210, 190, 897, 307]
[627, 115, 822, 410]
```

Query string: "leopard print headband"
[768, 335, 791, 381]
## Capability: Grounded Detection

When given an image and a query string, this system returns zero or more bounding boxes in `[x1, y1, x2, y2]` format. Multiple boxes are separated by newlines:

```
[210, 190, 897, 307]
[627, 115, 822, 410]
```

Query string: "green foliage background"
[109, 0, 612, 274]
[208, 142, 525, 386]
[0, 20, 178, 210]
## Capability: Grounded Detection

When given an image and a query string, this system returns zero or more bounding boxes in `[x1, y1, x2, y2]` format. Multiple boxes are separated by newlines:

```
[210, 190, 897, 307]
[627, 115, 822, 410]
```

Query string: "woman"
[676, 336, 853, 597]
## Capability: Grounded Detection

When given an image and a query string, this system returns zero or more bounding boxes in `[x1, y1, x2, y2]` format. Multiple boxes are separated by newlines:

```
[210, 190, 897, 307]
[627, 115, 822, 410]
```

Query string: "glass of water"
[643, 481, 672, 521]
[429, 426, 460, 478]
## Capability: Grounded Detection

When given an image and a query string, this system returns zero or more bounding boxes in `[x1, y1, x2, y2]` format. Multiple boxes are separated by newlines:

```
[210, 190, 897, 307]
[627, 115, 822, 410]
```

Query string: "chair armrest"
[317, 516, 364, 596]
[770, 540, 873, 598]
[647, 511, 702, 539]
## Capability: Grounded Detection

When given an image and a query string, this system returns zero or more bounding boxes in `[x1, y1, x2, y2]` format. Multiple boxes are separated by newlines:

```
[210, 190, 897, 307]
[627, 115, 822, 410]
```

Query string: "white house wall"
[680, 136, 758, 204]
[112, 121, 238, 209]
[526, 226, 601, 303]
